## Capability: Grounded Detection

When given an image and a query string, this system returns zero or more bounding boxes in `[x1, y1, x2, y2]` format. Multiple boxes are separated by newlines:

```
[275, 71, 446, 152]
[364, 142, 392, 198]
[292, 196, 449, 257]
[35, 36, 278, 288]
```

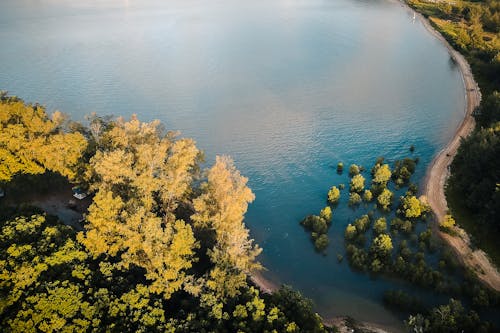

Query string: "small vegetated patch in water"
[299, 151, 500, 329]
[300, 206, 332, 253]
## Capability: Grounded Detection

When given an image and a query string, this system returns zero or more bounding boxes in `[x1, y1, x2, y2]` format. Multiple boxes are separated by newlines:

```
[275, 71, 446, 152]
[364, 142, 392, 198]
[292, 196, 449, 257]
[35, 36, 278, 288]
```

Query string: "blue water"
[0, 0, 465, 330]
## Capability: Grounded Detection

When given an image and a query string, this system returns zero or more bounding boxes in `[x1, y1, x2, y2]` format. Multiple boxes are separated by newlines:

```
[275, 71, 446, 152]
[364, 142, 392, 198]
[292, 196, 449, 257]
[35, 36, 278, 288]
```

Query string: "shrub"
[348, 192, 362, 206]
[337, 162, 344, 173]
[354, 215, 370, 233]
[319, 206, 332, 223]
[390, 217, 404, 230]
[349, 164, 360, 176]
[363, 189, 373, 202]
[440, 214, 455, 231]
[314, 234, 329, 252]
[350, 174, 365, 193]
[401, 220, 413, 234]
[400, 195, 424, 218]
[377, 188, 393, 210]
[373, 164, 392, 185]
[312, 217, 328, 234]
[327, 186, 340, 204]
[345, 224, 357, 240]
[393, 158, 416, 186]
[373, 217, 387, 234]
[370, 234, 393, 257]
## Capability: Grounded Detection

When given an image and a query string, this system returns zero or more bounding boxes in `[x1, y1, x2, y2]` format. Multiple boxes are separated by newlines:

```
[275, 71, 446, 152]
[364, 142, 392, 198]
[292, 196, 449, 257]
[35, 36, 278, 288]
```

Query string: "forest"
[408, 0, 500, 265]
[0, 94, 330, 332]
[1, 0, 499, 331]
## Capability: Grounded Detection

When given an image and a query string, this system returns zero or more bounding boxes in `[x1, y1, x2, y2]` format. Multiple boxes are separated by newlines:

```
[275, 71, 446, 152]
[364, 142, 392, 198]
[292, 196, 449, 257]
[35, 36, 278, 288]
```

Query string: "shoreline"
[249, 271, 393, 332]
[249, 271, 279, 294]
[402, 2, 500, 291]
[251, 2, 499, 332]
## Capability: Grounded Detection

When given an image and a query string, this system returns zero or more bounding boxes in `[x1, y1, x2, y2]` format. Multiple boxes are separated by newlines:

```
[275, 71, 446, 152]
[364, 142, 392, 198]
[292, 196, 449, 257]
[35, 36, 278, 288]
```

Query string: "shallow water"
[0, 0, 465, 330]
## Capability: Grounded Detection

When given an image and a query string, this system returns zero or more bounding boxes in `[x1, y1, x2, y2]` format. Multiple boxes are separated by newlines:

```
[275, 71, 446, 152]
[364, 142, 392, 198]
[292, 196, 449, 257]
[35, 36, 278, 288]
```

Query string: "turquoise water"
[0, 0, 465, 330]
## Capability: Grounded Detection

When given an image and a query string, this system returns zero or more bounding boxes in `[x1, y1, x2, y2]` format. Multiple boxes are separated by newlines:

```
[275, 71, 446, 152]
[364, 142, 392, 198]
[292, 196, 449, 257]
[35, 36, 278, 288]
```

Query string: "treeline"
[0, 95, 331, 332]
[408, 0, 500, 265]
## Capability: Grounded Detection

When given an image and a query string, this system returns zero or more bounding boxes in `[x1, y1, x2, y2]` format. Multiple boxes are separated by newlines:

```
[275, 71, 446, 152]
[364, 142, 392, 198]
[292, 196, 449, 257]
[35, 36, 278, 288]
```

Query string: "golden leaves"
[0, 99, 86, 181]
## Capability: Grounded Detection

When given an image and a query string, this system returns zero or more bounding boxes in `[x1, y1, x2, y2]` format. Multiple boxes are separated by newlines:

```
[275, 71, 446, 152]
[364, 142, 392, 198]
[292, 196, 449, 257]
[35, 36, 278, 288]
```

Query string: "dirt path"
[405, 3, 500, 291]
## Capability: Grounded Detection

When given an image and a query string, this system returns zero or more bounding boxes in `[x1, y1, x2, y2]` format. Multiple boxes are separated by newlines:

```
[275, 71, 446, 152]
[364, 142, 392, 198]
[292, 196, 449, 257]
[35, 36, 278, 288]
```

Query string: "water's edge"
[250, 1, 477, 331]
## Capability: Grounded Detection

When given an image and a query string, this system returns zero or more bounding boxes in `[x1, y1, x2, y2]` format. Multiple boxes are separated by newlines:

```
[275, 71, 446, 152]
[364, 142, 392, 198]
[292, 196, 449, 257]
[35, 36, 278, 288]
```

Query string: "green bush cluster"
[300, 206, 333, 252]
[383, 290, 425, 313]
[327, 186, 340, 204]
[392, 158, 417, 187]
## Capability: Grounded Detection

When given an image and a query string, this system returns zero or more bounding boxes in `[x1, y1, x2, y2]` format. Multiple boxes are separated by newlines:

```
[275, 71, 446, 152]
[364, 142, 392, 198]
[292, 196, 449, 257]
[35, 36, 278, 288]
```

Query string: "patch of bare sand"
[402, 1, 500, 291]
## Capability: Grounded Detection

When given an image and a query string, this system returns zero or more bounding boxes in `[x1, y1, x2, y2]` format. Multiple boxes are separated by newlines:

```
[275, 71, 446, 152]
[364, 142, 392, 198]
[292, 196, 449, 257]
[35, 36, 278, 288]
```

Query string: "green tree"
[400, 195, 425, 218]
[314, 234, 329, 252]
[370, 234, 393, 257]
[363, 189, 373, 202]
[373, 164, 391, 186]
[7, 281, 99, 333]
[350, 174, 365, 193]
[353, 215, 370, 233]
[319, 206, 332, 223]
[377, 188, 393, 210]
[406, 299, 491, 332]
[348, 192, 362, 206]
[440, 214, 456, 230]
[0, 213, 102, 332]
[373, 217, 387, 234]
[79, 115, 201, 299]
[345, 224, 357, 240]
[349, 164, 360, 176]
[327, 186, 340, 204]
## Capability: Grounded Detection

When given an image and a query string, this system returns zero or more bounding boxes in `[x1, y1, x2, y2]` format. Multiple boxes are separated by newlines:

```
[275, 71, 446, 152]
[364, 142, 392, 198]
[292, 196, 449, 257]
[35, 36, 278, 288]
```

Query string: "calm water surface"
[0, 0, 465, 330]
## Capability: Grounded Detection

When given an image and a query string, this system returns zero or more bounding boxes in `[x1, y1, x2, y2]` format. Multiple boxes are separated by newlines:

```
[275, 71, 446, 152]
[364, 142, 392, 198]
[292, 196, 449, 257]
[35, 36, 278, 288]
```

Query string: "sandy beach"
[250, 3, 500, 332]
[403, 3, 500, 291]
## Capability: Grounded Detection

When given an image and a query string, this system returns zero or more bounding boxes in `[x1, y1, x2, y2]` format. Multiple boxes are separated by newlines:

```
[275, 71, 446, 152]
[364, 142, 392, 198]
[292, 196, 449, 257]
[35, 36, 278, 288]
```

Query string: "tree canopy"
[0, 105, 332, 332]
[0, 95, 87, 182]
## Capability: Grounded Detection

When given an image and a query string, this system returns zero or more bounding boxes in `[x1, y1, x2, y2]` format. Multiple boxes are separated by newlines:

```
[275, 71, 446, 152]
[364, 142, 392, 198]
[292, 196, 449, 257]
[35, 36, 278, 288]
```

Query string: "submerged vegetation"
[300, 206, 333, 252]
[407, 0, 500, 265]
[1, 0, 499, 329]
[299, 151, 500, 330]
[0, 95, 331, 332]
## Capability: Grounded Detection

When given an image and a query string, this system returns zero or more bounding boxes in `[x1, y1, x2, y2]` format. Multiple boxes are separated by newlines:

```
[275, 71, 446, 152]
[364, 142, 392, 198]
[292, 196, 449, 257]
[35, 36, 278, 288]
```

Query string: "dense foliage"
[0, 97, 331, 332]
[408, 0, 500, 264]
[406, 299, 492, 333]
[0, 92, 87, 182]
[299, 151, 499, 330]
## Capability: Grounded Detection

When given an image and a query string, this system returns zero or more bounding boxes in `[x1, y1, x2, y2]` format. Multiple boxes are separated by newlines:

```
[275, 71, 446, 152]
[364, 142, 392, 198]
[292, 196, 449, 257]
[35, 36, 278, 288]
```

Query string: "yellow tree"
[80, 115, 200, 299]
[350, 174, 365, 193]
[373, 164, 392, 186]
[192, 156, 262, 300]
[0, 97, 86, 181]
[401, 195, 424, 218]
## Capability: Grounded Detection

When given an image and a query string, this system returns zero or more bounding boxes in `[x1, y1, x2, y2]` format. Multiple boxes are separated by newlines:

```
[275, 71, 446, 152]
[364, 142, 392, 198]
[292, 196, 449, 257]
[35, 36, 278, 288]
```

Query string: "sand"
[404, 2, 500, 291]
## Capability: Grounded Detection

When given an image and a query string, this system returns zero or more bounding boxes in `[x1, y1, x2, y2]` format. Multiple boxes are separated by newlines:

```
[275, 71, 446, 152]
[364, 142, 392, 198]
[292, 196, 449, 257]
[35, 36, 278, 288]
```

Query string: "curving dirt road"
[410, 6, 500, 291]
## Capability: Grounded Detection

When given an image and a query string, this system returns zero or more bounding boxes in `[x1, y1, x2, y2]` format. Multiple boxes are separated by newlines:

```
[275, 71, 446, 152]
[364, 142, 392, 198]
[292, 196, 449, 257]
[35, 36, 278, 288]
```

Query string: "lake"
[0, 0, 465, 330]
